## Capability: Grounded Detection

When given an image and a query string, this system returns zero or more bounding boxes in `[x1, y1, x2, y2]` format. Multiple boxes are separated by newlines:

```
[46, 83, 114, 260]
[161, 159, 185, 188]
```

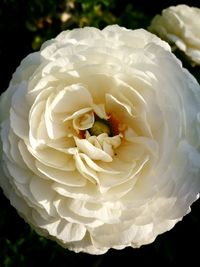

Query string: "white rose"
[149, 5, 200, 66]
[0, 25, 200, 255]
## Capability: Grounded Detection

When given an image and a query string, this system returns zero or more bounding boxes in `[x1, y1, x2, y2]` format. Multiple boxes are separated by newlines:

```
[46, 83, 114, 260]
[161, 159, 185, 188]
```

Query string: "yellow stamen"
[89, 120, 111, 136]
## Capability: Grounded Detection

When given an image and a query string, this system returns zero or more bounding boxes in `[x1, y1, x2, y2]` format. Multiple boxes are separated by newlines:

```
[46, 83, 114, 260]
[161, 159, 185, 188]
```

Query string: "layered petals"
[0, 25, 200, 255]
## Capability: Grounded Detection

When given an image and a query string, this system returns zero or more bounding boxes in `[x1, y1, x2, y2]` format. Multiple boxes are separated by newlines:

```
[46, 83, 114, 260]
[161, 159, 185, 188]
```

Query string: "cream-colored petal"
[74, 152, 99, 185]
[27, 144, 75, 171]
[55, 221, 87, 243]
[54, 199, 103, 227]
[74, 137, 113, 162]
[10, 108, 29, 140]
[99, 155, 149, 192]
[45, 93, 68, 140]
[89, 221, 138, 248]
[80, 153, 120, 174]
[18, 140, 49, 180]
[30, 177, 56, 216]
[51, 84, 93, 113]
[73, 111, 94, 131]
[5, 161, 31, 184]
[29, 100, 46, 148]
[65, 231, 108, 255]
[66, 199, 121, 223]
[52, 181, 99, 201]
[36, 160, 86, 187]
[63, 107, 92, 122]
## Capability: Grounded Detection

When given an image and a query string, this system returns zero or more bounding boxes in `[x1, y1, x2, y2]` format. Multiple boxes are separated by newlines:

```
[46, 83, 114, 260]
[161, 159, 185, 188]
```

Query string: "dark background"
[0, 0, 200, 266]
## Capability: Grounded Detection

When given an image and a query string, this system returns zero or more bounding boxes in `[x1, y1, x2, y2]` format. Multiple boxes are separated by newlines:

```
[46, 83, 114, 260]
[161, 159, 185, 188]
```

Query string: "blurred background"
[0, 0, 200, 266]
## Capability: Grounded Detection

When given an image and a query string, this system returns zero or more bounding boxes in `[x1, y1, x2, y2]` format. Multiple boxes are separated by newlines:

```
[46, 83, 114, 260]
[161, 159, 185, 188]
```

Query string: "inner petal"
[105, 93, 135, 133]
[51, 83, 93, 114]
[73, 111, 95, 131]
[74, 137, 113, 162]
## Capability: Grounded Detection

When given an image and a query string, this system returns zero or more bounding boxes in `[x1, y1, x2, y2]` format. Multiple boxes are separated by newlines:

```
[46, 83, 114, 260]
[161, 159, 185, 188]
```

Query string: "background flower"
[149, 5, 200, 66]
[1, 25, 200, 256]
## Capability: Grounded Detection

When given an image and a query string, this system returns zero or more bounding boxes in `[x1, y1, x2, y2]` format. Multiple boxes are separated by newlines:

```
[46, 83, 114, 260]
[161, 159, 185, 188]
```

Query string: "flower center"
[89, 118, 111, 136]
[74, 111, 122, 162]
[88, 114, 120, 137]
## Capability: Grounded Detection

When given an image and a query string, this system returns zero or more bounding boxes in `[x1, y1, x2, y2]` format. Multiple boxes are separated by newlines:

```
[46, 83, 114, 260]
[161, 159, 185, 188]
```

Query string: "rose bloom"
[0, 25, 200, 255]
[149, 5, 200, 66]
